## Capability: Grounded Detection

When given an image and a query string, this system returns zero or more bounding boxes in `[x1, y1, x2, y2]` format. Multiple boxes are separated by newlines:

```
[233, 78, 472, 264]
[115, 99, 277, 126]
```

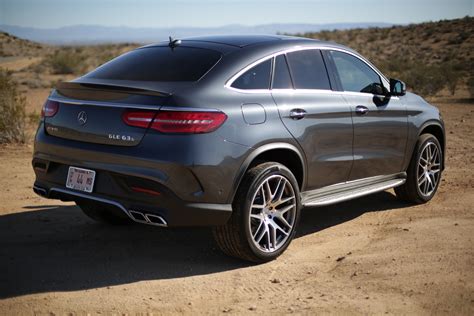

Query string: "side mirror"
[390, 78, 406, 96]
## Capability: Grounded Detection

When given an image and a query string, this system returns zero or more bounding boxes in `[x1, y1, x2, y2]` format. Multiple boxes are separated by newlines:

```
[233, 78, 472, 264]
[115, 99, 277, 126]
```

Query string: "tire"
[213, 162, 301, 263]
[76, 201, 132, 225]
[395, 133, 443, 204]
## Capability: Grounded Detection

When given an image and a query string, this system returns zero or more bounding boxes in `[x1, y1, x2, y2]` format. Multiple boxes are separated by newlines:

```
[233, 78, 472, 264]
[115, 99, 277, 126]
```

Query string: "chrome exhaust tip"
[128, 210, 168, 227]
[145, 214, 167, 227]
[129, 210, 148, 223]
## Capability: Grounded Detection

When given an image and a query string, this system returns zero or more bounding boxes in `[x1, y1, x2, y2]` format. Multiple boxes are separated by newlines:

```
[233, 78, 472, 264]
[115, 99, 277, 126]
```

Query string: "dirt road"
[0, 102, 473, 314]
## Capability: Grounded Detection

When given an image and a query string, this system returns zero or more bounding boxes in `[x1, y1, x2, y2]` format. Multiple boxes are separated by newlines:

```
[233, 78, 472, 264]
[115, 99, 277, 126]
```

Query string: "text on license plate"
[66, 166, 96, 193]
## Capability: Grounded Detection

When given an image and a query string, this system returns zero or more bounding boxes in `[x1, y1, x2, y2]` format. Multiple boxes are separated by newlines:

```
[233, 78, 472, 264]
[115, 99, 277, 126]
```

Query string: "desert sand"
[0, 101, 472, 314]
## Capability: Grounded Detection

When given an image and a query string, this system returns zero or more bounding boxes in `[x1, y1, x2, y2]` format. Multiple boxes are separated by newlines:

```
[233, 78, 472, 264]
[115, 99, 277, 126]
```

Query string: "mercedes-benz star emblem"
[77, 111, 87, 125]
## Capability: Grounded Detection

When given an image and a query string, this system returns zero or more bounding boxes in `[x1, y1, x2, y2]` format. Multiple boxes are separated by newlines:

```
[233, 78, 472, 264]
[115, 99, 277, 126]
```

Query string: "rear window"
[85, 47, 221, 82]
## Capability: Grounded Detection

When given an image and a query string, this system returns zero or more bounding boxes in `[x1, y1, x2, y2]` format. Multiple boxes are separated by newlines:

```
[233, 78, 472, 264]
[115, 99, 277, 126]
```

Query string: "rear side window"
[286, 50, 331, 90]
[330, 51, 382, 93]
[231, 59, 272, 90]
[272, 54, 293, 89]
[85, 47, 221, 82]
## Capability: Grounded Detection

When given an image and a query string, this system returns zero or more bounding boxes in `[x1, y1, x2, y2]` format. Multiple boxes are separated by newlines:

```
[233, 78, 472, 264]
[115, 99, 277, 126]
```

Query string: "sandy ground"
[0, 102, 473, 315]
[0, 57, 41, 72]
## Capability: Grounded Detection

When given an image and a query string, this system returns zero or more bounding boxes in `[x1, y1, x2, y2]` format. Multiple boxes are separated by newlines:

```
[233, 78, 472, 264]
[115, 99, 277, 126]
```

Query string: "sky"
[0, 0, 472, 28]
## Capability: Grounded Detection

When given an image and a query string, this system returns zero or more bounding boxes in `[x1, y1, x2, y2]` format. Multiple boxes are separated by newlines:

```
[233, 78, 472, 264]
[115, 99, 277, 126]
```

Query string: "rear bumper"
[31, 122, 243, 227]
[33, 182, 232, 227]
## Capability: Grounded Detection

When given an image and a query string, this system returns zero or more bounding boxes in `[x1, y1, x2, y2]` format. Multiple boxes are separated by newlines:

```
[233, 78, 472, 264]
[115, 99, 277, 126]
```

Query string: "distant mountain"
[0, 23, 393, 44]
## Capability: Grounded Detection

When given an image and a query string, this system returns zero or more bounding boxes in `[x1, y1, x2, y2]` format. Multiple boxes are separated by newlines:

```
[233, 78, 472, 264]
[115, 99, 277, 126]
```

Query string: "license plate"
[66, 166, 96, 193]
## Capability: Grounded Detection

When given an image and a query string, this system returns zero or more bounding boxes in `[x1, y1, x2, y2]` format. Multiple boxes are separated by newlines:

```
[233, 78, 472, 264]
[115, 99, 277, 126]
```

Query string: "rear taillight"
[123, 110, 227, 134]
[122, 111, 155, 129]
[41, 100, 59, 118]
[151, 111, 227, 133]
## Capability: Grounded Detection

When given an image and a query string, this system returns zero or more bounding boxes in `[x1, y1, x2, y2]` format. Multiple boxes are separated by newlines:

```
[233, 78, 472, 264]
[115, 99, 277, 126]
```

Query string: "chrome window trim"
[224, 45, 390, 94]
[270, 88, 338, 95]
[272, 89, 399, 100]
[338, 90, 400, 100]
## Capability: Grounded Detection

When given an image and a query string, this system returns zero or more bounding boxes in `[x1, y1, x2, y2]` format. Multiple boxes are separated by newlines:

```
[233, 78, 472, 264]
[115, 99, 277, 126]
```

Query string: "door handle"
[289, 108, 307, 120]
[355, 105, 369, 115]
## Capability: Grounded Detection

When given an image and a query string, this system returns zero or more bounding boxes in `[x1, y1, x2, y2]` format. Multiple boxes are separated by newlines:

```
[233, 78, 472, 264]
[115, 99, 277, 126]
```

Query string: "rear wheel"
[213, 162, 301, 263]
[395, 133, 442, 203]
[77, 201, 132, 225]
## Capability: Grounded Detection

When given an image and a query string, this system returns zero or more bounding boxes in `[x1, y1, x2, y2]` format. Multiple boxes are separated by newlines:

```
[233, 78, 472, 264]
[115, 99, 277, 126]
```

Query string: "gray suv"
[32, 35, 445, 262]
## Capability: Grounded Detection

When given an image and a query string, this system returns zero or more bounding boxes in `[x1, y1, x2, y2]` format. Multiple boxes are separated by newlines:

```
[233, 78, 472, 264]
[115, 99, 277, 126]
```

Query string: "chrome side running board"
[302, 174, 406, 207]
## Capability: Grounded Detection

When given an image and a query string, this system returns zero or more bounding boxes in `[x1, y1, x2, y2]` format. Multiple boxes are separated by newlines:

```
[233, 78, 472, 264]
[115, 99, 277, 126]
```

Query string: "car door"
[327, 50, 408, 180]
[271, 50, 353, 190]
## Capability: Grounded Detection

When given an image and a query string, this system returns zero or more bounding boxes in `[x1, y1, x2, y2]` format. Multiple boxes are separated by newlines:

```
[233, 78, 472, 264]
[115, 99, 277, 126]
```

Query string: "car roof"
[181, 34, 301, 48]
[145, 34, 350, 53]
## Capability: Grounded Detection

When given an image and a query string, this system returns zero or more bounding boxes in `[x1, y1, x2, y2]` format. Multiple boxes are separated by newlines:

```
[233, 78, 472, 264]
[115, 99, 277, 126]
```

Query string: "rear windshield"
[85, 46, 221, 82]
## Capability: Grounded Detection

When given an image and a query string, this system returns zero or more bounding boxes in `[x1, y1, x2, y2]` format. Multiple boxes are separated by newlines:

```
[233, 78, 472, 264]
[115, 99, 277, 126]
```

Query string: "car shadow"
[296, 190, 408, 237]
[0, 191, 408, 298]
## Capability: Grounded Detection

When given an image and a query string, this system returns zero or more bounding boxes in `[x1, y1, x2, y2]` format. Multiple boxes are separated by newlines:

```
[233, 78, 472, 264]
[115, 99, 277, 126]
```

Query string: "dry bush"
[469, 77, 474, 100]
[45, 49, 85, 74]
[0, 68, 27, 144]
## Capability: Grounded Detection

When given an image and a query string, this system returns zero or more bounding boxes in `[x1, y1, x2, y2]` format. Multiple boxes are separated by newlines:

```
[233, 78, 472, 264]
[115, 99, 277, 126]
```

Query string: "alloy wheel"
[417, 141, 441, 197]
[249, 175, 297, 252]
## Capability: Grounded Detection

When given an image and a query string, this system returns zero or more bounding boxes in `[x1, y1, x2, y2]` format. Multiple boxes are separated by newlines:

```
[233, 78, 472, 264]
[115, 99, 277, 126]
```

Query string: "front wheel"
[395, 133, 443, 204]
[213, 162, 301, 263]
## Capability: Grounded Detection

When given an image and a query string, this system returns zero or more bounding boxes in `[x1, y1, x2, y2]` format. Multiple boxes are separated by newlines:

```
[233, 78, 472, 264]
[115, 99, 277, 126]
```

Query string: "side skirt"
[301, 173, 406, 207]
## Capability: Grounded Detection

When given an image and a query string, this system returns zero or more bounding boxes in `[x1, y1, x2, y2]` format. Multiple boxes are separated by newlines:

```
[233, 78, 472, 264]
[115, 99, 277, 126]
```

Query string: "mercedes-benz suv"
[32, 35, 445, 262]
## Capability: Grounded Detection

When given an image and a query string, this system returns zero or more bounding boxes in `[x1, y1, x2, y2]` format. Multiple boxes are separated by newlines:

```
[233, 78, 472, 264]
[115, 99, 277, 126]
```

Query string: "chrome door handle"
[289, 108, 307, 120]
[355, 105, 369, 115]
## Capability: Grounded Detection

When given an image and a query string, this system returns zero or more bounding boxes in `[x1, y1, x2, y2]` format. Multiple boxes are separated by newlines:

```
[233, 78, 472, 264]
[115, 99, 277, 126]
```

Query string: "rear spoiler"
[56, 81, 171, 98]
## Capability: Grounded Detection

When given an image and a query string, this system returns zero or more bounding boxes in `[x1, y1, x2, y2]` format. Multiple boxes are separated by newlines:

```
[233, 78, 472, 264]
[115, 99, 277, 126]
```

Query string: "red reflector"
[151, 111, 227, 134]
[41, 100, 59, 118]
[122, 111, 156, 129]
[130, 186, 161, 196]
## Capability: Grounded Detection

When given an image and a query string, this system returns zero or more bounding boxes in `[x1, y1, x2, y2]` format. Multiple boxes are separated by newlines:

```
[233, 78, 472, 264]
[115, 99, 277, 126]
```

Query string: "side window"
[231, 59, 272, 90]
[286, 50, 331, 90]
[330, 51, 383, 94]
[272, 54, 293, 89]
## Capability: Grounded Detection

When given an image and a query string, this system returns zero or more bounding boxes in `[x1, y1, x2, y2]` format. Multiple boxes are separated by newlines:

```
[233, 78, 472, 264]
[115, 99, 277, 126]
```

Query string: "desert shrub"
[28, 111, 41, 125]
[20, 77, 50, 89]
[0, 68, 26, 143]
[403, 64, 445, 97]
[441, 61, 463, 95]
[468, 77, 474, 99]
[27, 59, 49, 74]
[46, 49, 85, 74]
